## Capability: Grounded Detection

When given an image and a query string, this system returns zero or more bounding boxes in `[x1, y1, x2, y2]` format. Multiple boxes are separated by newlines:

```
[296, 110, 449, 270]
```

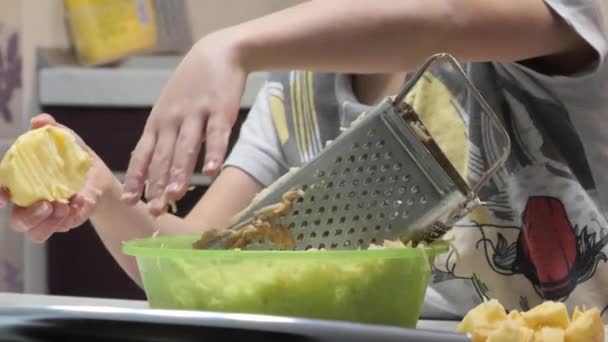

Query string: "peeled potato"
[565, 307, 604, 342]
[522, 301, 570, 330]
[457, 299, 508, 337]
[0, 126, 93, 206]
[535, 326, 564, 342]
[459, 299, 604, 342]
[507, 309, 525, 326]
[572, 306, 584, 322]
[487, 320, 534, 342]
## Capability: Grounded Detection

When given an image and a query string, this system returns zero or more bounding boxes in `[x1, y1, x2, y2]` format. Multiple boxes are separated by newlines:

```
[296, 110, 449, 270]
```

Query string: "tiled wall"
[0, 0, 24, 293]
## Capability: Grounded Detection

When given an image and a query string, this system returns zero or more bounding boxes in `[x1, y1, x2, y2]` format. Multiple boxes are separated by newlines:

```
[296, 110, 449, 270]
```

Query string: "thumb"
[30, 113, 57, 129]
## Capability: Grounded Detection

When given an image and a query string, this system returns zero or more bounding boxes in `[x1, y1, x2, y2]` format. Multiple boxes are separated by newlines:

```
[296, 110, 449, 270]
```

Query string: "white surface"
[38, 57, 268, 108]
[24, 50, 47, 296]
[417, 319, 459, 332]
[23, 240, 46, 294]
[0, 292, 147, 308]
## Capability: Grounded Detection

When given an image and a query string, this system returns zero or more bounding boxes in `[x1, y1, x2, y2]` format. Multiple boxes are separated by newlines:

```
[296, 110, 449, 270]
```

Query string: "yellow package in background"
[64, 0, 158, 66]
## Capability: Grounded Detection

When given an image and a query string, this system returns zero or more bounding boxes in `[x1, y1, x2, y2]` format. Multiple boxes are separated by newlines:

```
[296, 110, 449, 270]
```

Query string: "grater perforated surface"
[277, 112, 458, 250]
[218, 98, 467, 251]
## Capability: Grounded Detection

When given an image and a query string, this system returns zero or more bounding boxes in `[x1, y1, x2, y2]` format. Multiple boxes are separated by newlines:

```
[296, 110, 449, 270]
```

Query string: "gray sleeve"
[223, 82, 289, 187]
[545, 0, 607, 68]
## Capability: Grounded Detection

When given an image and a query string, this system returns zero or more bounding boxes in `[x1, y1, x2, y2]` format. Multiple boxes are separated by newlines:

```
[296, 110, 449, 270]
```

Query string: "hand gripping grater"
[197, 53, 511, 251]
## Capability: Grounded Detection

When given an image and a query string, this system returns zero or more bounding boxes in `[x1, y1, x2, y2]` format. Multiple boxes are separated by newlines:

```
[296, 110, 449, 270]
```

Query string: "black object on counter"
[0, 306, 469, 342]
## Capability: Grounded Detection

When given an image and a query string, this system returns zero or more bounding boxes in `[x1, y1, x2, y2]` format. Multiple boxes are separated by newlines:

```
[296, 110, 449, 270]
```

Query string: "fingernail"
[147, 204, 160, 217]
[120, 192, 136, 202]
[147, 198, 160, 210]
[203, 160, 217, 172]
[167, 183, 180, 193]
[34, 203, 50, 218]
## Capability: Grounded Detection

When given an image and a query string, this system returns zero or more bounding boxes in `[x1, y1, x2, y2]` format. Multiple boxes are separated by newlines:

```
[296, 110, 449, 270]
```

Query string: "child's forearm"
[89, 167, 263, 286]
[219, 0, 584, 73]
[90, 179, 203, 286]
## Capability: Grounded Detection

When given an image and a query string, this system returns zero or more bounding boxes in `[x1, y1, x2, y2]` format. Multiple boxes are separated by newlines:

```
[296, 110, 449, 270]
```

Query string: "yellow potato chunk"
[565, 307, 604, 342]
[534, 327, 564, 342]
[571, 306, 584, 322]
[459, 299, 604, 342]
[507, 310, 525, 326]
[0, 126, 93, 206]
[522, 301, 570, 330]
[470, 329, 494, 342]
[457, 299, 508, 338]
[487, 320, 534, 342]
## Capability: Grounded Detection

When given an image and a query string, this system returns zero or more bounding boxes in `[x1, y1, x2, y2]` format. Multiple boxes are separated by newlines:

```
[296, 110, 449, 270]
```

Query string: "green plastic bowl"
[122, 234, 447, 328]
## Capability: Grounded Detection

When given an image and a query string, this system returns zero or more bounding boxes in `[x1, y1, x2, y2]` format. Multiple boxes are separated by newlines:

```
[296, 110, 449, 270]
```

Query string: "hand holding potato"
[0, 114, 115, 243]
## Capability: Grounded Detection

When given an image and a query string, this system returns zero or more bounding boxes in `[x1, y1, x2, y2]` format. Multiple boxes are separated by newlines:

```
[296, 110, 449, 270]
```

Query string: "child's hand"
[0, 114, 114, 243]
[122, 33, 247, 215]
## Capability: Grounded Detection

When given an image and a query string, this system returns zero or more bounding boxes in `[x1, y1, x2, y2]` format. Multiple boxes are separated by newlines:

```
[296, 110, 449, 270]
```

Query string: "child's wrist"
[92, 176, 124, 218]
[199, 26, 256, 73]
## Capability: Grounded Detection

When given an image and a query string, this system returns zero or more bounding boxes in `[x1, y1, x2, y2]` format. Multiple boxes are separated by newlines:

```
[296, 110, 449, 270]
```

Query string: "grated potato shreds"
[192, 188, 304, 250]
[191, 182, 436, 252]
[368, 239, 410, 250]
[227, 167, 301, 227]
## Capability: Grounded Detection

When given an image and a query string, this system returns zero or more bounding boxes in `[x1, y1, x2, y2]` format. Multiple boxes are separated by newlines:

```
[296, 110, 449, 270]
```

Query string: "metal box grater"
[204, 53, 510, 251]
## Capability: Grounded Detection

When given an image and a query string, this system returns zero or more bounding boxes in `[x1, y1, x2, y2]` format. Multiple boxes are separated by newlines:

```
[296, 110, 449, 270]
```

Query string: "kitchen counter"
[0, 292, 147, 309]
[0, 292, 458, 332]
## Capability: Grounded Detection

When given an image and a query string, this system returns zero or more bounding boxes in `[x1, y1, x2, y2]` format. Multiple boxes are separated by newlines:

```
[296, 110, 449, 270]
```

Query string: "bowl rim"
[122, 234, 449, 260]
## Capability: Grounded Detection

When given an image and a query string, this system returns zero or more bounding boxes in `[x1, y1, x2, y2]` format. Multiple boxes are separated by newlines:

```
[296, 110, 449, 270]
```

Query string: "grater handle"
[393, 53, 511, 203]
